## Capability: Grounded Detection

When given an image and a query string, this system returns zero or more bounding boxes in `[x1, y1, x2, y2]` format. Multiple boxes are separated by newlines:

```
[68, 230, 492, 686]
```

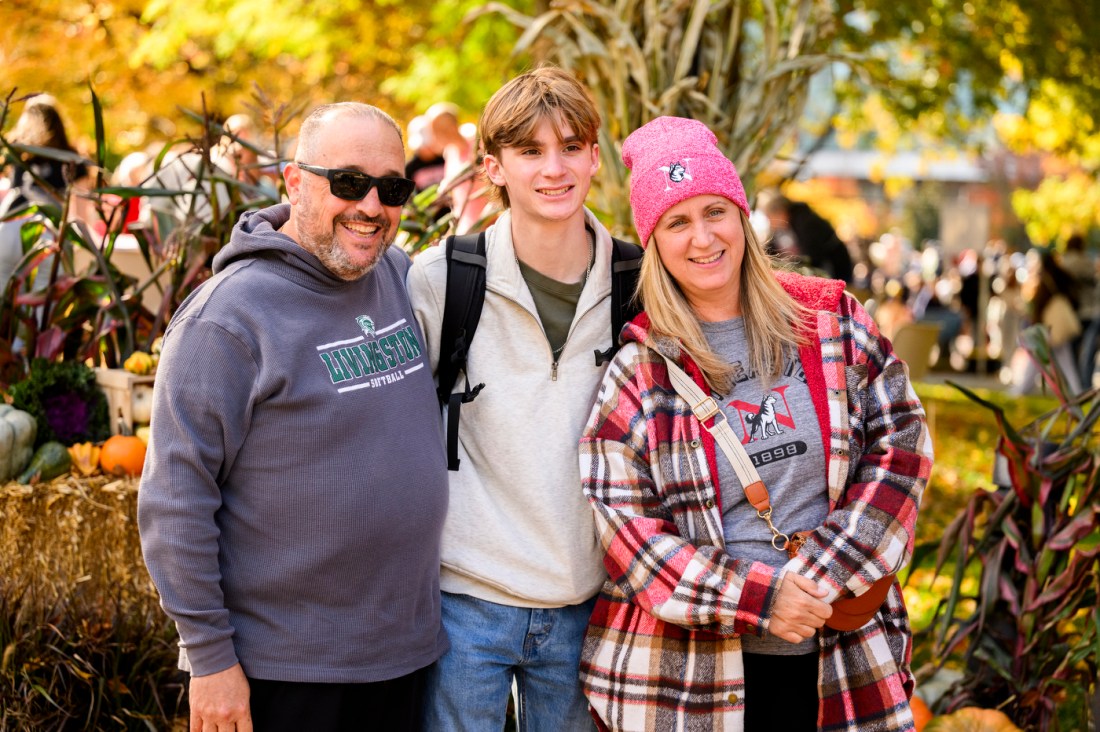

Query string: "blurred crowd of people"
[840, 229, 1099, 394]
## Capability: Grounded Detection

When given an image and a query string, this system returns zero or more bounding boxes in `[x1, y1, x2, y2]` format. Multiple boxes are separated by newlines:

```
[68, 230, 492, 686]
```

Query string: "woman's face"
[652, 194, 745, 320]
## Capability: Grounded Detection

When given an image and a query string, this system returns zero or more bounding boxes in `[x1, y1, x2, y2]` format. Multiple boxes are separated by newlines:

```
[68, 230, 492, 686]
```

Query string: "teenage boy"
[407, 67, 614, 731]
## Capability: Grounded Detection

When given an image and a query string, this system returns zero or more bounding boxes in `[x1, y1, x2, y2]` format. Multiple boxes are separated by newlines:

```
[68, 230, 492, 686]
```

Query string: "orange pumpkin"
[99, 434, 148, 477]
[912, 695, 934, 732]
[925, 707, 1022, 732]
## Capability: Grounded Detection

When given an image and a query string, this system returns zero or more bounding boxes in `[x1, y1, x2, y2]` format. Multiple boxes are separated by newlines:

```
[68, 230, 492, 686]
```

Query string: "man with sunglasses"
[139, 102, 448, 732]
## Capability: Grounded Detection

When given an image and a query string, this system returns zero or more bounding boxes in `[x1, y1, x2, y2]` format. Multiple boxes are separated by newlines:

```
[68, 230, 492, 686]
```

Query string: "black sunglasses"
[296, 163, 415, 206]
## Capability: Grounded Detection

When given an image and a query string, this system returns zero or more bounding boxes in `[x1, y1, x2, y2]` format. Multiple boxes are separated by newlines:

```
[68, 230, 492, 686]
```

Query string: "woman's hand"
[768, 573, 832, 643]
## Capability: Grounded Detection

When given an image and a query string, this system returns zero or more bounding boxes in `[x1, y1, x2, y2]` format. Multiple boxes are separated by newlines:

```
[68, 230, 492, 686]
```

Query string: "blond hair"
[478, 66, 600, 209]
[639, 209, 811, 394]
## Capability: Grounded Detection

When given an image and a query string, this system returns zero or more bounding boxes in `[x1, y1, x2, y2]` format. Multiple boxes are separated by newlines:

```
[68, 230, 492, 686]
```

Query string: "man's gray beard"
[311, 229, 394, 281]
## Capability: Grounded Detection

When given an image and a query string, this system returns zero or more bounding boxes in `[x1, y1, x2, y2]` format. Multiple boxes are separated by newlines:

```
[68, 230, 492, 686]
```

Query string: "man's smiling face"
[286, 113, 406, 281]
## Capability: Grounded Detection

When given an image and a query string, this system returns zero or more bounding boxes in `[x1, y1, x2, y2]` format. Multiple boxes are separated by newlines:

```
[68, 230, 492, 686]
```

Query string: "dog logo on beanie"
[659, 159, 692, 190]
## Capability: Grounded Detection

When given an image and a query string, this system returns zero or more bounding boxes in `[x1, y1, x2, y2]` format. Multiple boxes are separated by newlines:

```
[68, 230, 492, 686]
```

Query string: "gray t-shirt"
[701, 317, 827, 655]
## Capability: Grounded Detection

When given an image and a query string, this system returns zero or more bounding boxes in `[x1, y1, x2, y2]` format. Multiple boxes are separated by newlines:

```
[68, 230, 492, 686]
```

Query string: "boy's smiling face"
[482, 114, 599, 228]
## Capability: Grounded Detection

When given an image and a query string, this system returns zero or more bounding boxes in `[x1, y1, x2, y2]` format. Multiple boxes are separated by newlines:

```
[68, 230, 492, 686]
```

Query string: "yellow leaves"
[999, 49, 1023, 83]
[1013, 171, 1100, 245]
[994, 81, 1099, 167]
[883, 177, 915, 199]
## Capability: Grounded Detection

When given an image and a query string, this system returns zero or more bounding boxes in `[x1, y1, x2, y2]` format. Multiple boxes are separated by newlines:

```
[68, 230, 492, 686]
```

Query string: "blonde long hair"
[638, 208, 811, 394]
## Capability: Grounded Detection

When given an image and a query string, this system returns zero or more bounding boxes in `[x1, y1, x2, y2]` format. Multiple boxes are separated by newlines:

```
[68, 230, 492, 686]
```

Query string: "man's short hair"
[295, 103, 403, 164]
[478, 66, 601, 209]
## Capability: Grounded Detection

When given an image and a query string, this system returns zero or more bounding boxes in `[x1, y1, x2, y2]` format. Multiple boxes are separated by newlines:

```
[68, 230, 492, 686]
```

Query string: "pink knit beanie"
[621, 116, 749, 248]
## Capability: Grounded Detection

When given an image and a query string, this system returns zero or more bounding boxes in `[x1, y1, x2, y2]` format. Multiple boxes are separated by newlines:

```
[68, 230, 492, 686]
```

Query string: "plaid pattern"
[579, 272, 933, 731]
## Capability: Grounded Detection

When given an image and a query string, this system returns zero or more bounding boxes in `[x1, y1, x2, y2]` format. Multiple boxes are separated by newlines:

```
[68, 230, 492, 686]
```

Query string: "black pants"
[743, 651, 819, 731]
[246, 665, 428, 732]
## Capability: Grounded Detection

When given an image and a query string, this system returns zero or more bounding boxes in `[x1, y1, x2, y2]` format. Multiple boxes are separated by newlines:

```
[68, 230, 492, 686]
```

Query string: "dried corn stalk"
[474, 0, 856, 236]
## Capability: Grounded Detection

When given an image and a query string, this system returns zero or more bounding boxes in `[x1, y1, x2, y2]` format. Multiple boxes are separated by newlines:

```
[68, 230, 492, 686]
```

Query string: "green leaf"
[977, 539, 1005, 631]
[1031, 499, 1045, 549]
[90, 82, 106, 183]
[7, 144, 93, 166]
[946, 380, 1028, 447]
[933, 505, 969, 579]
[1047, 506, 1099, 551]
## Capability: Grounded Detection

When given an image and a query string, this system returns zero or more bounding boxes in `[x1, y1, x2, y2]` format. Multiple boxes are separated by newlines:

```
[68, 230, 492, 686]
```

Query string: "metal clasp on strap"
[757, 508, 791, 552]
[692, 396, 721, 422]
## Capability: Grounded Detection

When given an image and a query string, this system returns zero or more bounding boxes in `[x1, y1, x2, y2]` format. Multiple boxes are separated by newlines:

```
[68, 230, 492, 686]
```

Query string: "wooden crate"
[94, 368, 155, 435]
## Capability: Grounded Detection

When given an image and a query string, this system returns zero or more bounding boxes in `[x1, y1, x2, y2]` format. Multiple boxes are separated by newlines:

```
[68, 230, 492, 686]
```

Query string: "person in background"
[92, 150, 149, 238]
[139, 102, 448, 732]
[0, 95, 92, 308]
[1060, 233, 1100, 387]
[405, 113, 450, 223]
[873, 278, 915, 341]
[405, 114, 447, 194]
[208, 114, 257, 182]
[427, 101, 490, 233]
[580, 116, 931, 731]
[1, 94, 92, 218]
[1011, 248, 1083, 395]
[757, 188, 854, 283]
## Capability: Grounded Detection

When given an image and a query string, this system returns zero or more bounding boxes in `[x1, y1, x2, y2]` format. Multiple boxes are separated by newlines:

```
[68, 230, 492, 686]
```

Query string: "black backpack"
[436, 231, 643, 470]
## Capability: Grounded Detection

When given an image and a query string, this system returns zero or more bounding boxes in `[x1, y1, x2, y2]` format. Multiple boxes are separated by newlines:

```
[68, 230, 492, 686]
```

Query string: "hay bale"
[0, 474, 185, 729]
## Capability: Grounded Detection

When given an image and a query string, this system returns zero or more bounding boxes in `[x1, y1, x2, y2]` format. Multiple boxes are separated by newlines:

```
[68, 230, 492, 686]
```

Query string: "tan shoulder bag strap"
[656, 348, 791, 553]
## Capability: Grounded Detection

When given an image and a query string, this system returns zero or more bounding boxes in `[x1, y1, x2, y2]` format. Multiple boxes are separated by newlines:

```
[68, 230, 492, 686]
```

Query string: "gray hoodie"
[139, 204, 449, 682]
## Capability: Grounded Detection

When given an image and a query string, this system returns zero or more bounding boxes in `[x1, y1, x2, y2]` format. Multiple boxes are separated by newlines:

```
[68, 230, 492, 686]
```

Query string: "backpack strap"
[595, 237, 644, 366]
[439, 232, 488, 471]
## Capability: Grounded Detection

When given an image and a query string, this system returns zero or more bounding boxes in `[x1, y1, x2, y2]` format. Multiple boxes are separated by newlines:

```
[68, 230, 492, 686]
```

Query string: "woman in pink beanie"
[578, 116, 932, 731]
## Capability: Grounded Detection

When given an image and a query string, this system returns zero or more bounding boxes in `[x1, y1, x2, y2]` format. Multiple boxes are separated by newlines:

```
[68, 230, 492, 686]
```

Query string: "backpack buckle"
[462, 382, 485, 404]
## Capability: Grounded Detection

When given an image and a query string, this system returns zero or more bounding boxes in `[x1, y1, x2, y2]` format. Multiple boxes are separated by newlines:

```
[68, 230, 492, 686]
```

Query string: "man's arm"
[138, 316, 257, 676]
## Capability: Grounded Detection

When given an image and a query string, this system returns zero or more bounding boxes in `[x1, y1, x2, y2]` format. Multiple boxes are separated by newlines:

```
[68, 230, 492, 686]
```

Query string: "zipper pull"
[551, 361, 559, 381]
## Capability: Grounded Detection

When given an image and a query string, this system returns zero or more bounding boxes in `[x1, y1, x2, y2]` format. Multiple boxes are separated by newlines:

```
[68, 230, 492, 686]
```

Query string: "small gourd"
[0, 404, 37, 483]
[17, 441, 72, 484]
[925, 707, 1022, 732]
[123, 351, 155, 375]
[131, 385, 154, 424]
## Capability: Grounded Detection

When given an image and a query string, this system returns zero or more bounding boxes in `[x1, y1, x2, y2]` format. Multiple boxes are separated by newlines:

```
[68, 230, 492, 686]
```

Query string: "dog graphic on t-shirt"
[745, 394, 783, 441]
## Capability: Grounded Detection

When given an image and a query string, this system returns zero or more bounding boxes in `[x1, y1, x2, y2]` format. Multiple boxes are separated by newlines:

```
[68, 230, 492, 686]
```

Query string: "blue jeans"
[423, 591, 597, 732]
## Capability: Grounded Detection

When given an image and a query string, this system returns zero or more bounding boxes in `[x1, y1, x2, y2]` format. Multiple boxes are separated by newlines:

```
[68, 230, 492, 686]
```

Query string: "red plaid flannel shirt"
[579, 272, 932, 731]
